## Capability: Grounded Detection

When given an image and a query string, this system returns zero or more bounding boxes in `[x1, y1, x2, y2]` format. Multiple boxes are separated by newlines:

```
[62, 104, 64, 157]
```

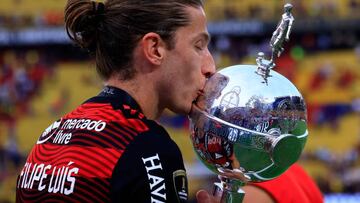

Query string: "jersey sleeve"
[110, 125, 188, 203]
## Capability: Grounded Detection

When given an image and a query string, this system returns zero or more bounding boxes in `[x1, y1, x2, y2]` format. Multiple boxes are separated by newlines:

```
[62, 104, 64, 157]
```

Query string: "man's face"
[159, 6, 215, 115]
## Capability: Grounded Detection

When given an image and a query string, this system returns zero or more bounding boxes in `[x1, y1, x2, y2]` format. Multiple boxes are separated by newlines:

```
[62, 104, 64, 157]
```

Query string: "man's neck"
[105, 76, 163, 120]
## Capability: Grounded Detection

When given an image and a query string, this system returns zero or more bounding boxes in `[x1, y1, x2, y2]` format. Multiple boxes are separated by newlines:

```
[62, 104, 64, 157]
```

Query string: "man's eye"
[195, 45, 203, 50]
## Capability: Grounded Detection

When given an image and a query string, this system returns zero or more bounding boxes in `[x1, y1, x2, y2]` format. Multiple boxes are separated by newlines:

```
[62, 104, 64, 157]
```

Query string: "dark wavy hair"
[64, 0, 203, 80]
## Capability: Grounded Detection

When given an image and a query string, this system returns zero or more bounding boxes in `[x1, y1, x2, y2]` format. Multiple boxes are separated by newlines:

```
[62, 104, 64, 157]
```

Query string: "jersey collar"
[98, 86, 144, 116]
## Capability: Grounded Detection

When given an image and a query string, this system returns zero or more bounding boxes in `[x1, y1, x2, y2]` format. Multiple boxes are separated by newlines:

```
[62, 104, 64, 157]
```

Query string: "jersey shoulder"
[110, 120, 188, 203]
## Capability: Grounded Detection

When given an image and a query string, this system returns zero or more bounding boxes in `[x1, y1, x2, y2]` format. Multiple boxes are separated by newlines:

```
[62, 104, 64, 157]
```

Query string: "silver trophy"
[189, 4, 306, 203]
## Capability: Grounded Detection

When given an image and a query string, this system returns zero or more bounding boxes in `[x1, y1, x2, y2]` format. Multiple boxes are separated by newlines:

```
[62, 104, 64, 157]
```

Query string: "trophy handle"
[213, 176, 246, 203]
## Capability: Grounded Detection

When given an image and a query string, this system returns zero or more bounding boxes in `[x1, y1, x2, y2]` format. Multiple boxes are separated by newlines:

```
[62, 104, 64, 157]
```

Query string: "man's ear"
[141, 32, 166, 65]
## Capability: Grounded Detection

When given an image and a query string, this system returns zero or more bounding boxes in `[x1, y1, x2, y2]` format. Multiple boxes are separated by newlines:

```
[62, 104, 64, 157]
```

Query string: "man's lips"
[189, 90, 205, 115]
[193, 89, 204, 103]
[198, 89, 205, 97]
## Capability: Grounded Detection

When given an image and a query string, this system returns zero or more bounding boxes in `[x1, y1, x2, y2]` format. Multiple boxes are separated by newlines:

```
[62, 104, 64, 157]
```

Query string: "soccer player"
[16, 0, 216, 202]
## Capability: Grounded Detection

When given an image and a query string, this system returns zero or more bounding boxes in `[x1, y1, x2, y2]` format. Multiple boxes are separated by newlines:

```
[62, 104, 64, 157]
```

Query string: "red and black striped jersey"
[16, 86, 188, 203]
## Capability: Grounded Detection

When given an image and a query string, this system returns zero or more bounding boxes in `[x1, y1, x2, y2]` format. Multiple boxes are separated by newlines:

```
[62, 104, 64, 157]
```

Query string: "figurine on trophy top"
[256, 3, 294, 84]
[270, 3, 294, 62]
[255, 52, 273, 84]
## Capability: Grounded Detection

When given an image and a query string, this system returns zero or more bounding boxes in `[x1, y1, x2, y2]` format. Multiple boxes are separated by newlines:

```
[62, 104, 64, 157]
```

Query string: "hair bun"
[65, 0, 106, 53]
[93, 1, 105, 16]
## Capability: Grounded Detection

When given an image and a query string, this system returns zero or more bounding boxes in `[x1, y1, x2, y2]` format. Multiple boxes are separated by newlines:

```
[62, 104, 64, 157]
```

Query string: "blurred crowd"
[0, 51, 52, 119]
[0, 0, 359, 28]
[0, 50, 55, 187]
[205, 0, 360, 21]
[0, 11, 63, 29]
[303, 146, 360, 194]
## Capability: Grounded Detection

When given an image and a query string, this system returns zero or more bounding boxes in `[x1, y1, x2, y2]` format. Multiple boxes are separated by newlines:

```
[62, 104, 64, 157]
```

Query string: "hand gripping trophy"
[189, 3, 307, 203]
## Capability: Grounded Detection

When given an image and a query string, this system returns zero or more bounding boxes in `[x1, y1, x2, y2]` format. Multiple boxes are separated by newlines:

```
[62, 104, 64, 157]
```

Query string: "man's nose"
[202, 49, 216, 78]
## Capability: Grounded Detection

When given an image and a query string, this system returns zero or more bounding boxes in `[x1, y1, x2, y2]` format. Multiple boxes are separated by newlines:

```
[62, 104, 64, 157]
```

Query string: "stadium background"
[0, 0, 359, 202]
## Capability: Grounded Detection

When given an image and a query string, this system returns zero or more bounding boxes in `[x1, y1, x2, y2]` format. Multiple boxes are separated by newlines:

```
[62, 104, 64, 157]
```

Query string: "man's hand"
[196, 189, 221, 203]
[196, 186, 275, 203]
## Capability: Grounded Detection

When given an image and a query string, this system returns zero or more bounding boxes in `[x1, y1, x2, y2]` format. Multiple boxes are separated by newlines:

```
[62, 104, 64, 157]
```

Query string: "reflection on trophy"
[189, 3, 308, 203]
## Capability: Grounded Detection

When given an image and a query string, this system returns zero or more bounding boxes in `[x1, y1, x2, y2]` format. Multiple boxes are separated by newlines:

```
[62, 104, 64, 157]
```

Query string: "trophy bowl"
[189, 64, 308, 183]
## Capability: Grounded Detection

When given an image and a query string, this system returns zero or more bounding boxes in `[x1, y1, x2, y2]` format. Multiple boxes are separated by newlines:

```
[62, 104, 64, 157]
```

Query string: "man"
[16, 0, 216, 202]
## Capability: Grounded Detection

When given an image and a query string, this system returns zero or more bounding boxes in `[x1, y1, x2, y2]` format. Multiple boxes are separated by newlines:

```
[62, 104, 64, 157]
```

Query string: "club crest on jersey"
[173, 170, 188, 202]
[37, 119, 62, 144]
